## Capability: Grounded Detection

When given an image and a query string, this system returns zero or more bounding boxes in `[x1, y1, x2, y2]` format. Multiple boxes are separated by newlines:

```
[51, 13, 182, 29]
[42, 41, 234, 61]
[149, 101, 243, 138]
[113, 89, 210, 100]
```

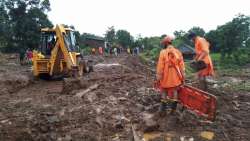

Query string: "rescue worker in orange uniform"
[156, 36, 185, 113]
[188, 32, 214, 91]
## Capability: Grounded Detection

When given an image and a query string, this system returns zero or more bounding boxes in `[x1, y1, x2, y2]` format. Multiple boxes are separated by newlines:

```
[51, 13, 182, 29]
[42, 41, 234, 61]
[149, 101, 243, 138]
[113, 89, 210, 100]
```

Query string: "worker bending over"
[156, 36, 185, 114]
[188, 32, 214, 91]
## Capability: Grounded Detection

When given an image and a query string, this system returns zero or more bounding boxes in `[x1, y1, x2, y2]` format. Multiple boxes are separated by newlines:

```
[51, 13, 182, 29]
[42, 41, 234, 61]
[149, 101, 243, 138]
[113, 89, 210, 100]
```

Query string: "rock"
[40, 125, 49, 133]
[180, 136, 194, 141]
[136, 103, 145, 111]
[142, 112, 159, 132]
[62, 78, 86, 94]
[59, 108, 65, 117]
[95, 116, 103, 128]
[118, 97, 127, 101]
[49, 132, 57, 140]
[48, 115, 60, 123]
[114, 120, 124, 129]
[112, 134, 121, 141]
[0, 87, 9, 95]
[212, 84, 219, 88]
[200, 131, 214, 140]
[63, 135, 72, 141]
[137, 87, 147, 95]
[222, 83, 230, 87]
[143, 132, 162, 141]
[86, 92, 97, 102]
[206, 78, 218, 84]
[0, 119, 9, 124]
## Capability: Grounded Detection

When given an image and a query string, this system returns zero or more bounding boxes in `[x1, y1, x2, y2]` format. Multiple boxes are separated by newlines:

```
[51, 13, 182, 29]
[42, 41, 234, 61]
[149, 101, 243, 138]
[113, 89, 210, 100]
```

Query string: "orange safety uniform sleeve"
[195, 37, 214, 76]
[157, 50, 166, 79]
[177, 49, 185, 72]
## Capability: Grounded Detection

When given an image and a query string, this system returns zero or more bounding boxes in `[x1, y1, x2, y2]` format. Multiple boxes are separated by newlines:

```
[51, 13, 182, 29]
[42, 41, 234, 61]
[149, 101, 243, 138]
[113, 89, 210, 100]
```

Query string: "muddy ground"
[0, 53, 249, 141]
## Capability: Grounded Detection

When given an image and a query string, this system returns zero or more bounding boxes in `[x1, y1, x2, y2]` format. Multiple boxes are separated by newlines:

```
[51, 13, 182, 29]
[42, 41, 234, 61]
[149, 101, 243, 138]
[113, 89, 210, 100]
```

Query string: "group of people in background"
[90, 46, 144, 56]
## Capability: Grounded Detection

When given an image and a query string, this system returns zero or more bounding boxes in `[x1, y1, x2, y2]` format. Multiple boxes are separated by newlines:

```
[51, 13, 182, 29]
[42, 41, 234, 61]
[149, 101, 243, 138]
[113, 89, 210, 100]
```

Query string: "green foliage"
[184, 62, 196, 78]
[188, 26, 205, 37]
[141, 36, 161, 50]
[116, 30, 133, 47]
[74, 31, 81, 45]
[205, 30, 220, 52]
[0, 3, 10, 49]
[141, 47, 161, 61]
[211, 51, 250, 70]
[79, 45, 92, 55]
[133, 35, 144, 47]
[173, 30, 192, 47]
[0, 0, 52, 53]
[210, 14, 250, 59]
[172, 27, 205, 49]
[105, 26, 116, 44]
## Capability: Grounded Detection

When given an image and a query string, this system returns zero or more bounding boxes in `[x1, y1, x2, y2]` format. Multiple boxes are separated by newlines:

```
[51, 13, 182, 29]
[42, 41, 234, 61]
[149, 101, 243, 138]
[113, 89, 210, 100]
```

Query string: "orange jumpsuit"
[157, 45, 185, 88]
[194, 37, 214, 77]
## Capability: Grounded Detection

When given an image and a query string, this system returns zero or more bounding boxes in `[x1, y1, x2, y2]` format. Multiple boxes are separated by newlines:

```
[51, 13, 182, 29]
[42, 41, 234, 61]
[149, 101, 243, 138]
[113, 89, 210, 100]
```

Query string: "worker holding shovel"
[156, 36, 185, 114]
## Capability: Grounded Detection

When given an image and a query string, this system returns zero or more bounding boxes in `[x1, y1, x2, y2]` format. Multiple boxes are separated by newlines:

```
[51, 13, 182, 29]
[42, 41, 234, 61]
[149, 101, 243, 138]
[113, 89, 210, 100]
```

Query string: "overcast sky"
[48, 0, 250, 37]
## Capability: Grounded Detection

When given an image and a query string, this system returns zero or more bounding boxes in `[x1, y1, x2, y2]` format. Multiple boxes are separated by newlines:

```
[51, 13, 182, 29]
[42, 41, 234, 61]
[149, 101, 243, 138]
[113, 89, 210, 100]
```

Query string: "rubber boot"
[199, 77, 208, 91]
[159, 100, 167, 112]
[170, 101, 178, 114]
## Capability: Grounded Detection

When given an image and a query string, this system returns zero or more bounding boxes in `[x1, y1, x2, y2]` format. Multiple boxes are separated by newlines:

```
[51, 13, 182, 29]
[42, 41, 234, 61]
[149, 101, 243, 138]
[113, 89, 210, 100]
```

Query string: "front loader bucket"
[178, 85, 217, 121]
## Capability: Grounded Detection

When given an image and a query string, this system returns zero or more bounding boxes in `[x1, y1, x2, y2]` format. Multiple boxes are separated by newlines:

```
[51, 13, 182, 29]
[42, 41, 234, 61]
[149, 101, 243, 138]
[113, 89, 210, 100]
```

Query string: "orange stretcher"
[178, 85, 216, 121]
[154, 82, 217, 121]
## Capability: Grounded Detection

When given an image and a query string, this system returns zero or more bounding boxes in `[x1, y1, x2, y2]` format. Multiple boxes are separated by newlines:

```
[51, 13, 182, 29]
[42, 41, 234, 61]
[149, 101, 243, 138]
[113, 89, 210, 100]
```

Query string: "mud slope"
[0, 54, 249, 141]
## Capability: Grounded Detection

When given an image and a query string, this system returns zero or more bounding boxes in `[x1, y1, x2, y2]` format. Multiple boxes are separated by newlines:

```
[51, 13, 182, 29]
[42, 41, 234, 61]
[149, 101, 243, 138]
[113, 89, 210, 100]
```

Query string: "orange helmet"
[161, 36, 173, 45]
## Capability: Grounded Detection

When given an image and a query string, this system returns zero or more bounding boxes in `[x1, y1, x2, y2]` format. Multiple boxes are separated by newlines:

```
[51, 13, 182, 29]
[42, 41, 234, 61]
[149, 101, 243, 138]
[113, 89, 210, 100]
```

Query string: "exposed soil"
[0, 54, 249, 141]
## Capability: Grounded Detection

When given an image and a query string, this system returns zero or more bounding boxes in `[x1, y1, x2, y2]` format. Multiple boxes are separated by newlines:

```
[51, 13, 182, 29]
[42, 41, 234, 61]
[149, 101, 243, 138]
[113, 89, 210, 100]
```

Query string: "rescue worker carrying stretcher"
[156, 36, 185, 114]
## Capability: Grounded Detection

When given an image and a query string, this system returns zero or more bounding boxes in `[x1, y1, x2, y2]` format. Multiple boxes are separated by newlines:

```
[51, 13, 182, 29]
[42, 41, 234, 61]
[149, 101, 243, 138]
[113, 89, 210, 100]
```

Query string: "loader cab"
[39, 30, 56, 56]
[63, 29, 79, 52]
[39, 28, 79, 57]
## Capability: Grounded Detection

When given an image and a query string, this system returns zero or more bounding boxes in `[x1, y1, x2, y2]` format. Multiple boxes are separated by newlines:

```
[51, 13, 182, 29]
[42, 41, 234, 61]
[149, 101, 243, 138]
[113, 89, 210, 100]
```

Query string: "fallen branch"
[75, 84, 99, 98]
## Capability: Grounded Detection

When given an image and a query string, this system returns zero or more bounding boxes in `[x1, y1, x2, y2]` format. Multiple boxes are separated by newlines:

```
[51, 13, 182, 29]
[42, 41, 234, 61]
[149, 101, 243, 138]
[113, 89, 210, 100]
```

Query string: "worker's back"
[157, 46, 185, 88]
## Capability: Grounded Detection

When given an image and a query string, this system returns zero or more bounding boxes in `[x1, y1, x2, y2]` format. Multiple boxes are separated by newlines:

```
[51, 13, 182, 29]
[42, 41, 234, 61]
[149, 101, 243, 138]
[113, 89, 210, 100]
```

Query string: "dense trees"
[116, 30, 133, 48]
[188, 27, 205, 37]
[104, 26, 116, 44]
[0, 0, 52, 52]
[104, 27, 134, 48]
[208, 14, 250, 59]
[1, 1, 249, 65]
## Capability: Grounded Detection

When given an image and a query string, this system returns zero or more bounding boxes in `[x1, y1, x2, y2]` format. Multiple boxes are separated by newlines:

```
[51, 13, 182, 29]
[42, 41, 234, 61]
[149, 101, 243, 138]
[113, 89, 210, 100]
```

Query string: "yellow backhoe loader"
[32, 24, 91, 78]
